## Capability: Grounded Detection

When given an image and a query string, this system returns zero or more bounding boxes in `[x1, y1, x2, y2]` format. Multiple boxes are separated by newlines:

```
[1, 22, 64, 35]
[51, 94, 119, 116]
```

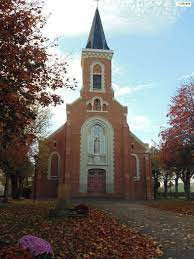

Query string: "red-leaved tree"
[0, 0, 76, 201]
[160, 82, 194, 200]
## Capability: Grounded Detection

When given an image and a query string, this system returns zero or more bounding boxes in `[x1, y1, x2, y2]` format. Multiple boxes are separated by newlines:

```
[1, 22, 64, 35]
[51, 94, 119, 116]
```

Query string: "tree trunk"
[18, 176, 23, 199]
[3, 174, 9, 203]
[11, 175, 18, 199]
[164, 179, 168, 198]
[184, 174, 191, 200]
[33, 159, 38, 204]
[154, 178, 160, 200]
[175, 176, 179, 198]
[26, 176, 29, 187]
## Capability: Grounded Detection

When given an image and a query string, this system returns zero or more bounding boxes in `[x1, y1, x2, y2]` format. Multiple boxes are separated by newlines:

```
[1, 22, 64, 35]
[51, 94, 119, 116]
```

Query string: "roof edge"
[48, 123, 66, 138]
[130, 131, 149, 150]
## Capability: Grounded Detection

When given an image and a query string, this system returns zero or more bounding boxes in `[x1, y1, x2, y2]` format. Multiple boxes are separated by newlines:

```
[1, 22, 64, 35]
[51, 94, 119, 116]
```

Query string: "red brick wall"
[37, 54, 154, 200]
[37, 125, 66, 199]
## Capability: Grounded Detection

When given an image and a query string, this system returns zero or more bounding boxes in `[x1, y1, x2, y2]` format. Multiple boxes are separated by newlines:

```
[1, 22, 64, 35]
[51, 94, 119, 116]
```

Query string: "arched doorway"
[87, 169, 106, 194]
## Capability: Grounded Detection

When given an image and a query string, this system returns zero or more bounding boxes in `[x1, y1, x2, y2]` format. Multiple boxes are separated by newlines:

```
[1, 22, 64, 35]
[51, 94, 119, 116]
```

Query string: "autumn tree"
[150, 147, 161, 199]
[10, 108, 52, 199]
[0, 142, 30, 201]
[0, 0, 76, 201]
[10, 158, 34, 199]
[160, 81, 194, 200]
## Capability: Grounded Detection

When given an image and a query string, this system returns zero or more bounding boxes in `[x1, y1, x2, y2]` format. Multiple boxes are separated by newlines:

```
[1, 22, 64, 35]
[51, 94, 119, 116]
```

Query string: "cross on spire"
[95, 0, 100, 8]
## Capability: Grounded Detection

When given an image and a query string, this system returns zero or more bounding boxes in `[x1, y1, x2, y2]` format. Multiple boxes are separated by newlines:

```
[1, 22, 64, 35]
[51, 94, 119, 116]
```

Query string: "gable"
[129, 131, 149, 152]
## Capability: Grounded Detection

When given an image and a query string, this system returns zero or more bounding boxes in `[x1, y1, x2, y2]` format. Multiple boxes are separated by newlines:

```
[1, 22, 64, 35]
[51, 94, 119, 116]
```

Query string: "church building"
[37, 8, 153, 200]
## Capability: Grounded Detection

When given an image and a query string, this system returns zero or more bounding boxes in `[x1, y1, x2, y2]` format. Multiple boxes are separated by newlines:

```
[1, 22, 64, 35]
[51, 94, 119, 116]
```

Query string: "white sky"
[44, 0, 186, 38]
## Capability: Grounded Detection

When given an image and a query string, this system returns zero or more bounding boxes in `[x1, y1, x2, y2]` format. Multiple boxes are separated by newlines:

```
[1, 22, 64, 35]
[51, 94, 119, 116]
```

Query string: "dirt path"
[73, 199, 194, 259]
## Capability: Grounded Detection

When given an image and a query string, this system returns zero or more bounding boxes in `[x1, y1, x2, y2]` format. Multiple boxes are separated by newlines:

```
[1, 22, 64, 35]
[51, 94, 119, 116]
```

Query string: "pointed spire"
[86, 8, 110, 50]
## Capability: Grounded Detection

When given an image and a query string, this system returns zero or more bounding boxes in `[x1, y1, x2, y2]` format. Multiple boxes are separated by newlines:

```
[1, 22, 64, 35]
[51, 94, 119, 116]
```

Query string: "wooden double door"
[87, 169, 106, 194]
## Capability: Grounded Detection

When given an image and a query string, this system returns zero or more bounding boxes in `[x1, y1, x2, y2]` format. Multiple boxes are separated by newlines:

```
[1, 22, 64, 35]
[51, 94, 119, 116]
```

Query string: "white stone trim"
[131, 153, 140, 181]
[82, 49, 114, 60]
[90, 61, 105, 92]
[87, 110, 108, 113]
[80, 116, 114, 194]
[48, 152, 61, 180]
[82, 48, 114, 54]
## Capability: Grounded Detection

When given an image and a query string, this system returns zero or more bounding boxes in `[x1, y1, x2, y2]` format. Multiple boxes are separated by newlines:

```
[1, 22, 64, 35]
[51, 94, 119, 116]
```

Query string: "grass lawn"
[146, 199, 194, 216]
[0, 200, 163, 258]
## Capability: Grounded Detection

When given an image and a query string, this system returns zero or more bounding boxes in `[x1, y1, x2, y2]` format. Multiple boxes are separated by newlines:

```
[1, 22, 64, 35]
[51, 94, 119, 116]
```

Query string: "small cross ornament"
[95, 0, 100, 8]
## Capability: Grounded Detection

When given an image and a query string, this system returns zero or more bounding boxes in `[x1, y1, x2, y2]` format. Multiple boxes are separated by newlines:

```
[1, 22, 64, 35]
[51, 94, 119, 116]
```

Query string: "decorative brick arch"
[48, 152, 61, 180]
[80, 116, 114, 193]
[131, 153, 140, 181]
[86, 96, 109, 112]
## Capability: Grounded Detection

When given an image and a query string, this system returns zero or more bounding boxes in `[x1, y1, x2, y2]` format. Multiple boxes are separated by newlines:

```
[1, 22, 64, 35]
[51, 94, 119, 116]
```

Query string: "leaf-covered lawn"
[146, 200, 194, 216]
[0, 201, 162, 258]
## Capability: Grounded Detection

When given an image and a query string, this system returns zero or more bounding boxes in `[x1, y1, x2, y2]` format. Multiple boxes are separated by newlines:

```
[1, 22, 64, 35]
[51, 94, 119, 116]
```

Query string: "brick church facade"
[37, 8, 153, 200]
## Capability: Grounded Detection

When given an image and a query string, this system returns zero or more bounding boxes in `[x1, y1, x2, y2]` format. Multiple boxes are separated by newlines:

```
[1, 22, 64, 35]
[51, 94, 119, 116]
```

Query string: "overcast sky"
[44, 0, 194, 146]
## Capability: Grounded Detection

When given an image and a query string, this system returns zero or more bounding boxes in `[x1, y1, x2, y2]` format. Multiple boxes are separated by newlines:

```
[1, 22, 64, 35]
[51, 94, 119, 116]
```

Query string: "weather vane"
[95, 0, 100, 8]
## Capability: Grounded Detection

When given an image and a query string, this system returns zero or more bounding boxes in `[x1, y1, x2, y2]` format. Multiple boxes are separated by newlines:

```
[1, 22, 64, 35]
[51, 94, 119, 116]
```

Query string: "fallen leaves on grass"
[0, 201, 163, 258]
[0, 244, 33, 259]
[147, 201, 194, 216]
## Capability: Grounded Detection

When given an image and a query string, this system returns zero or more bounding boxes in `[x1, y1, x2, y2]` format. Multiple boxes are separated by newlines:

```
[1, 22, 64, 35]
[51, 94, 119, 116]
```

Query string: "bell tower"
[81, 8, 114, 98]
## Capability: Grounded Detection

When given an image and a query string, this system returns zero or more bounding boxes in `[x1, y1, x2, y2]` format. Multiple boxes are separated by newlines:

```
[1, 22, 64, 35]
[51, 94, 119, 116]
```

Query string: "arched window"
[48, 152, 60, 179]
[93, 99, 101, 111]
[131, 154, 140, 181]
[51, 154, 59, 177]
[87, 103, 92, 111]
[102, 104, 107, 111]
[92, 64, 102, 90]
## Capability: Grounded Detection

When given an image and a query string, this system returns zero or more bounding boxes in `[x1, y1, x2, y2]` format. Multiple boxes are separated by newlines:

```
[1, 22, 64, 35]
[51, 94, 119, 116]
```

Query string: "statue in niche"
[94, 136, 100, 154]
[94, 99, 101, 111]
[88, 124, 105, 156]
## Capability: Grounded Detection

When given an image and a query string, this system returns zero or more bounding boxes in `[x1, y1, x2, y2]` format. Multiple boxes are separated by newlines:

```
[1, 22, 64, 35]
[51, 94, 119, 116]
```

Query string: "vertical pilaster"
[122, 121, 131, 199]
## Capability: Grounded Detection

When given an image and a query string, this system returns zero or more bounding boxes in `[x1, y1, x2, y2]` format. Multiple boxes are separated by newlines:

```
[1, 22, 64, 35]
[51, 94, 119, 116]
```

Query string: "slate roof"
[86, 8, 110, 50]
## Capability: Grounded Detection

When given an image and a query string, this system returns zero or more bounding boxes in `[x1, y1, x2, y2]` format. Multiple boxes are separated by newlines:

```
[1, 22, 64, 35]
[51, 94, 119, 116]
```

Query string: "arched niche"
[48, 152, 61, 179]
[80, 116, 114, 194]
[131, 153, 140, 181]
